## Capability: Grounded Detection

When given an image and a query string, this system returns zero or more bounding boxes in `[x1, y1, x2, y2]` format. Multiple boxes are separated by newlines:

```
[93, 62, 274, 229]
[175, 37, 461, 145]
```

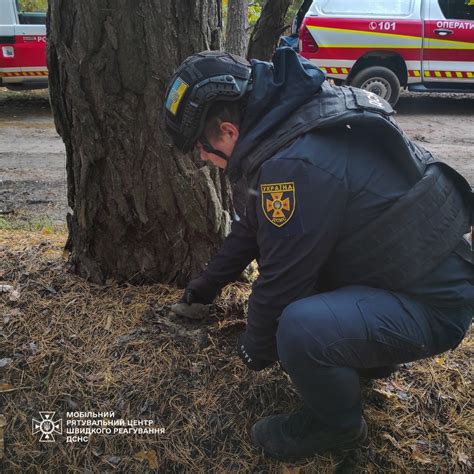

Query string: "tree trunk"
[225, 0, 248, 57]
[47, 0, 231, 286]
[247, 0, 291, 61]
[224, 0, 249, 217]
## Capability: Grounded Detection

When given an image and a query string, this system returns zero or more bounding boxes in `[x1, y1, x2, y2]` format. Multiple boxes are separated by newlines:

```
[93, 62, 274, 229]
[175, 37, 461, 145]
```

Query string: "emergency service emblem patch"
[261, 182, 296, 228]
[165, 76, 189, 115]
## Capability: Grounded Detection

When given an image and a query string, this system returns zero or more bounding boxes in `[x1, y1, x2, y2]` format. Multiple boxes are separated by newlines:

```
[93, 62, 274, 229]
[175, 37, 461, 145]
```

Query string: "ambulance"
[0, 0, 47, 90]
[294, 0, 474, 104]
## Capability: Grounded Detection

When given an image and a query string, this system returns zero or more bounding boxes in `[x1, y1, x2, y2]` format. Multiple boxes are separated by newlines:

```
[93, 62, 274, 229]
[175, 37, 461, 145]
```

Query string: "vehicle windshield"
[320, 0, 414, 16]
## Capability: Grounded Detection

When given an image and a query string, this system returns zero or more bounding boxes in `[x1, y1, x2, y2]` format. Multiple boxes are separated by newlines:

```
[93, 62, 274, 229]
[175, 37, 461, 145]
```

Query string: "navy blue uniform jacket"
[199, 49, 474, 361]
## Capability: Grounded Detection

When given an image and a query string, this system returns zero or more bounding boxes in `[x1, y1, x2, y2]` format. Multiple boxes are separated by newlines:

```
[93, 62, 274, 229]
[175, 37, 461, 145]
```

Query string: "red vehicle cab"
[292, 0, 474, 105]
[0, 0, 47, 90]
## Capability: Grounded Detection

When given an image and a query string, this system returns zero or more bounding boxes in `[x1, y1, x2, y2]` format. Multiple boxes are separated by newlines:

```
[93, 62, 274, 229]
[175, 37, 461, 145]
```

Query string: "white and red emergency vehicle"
[0, 0, 47, 90]
[294, 0, 474, 104]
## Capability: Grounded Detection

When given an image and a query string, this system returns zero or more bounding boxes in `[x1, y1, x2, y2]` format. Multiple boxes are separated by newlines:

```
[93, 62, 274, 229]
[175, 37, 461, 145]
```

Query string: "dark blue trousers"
[276, 286, 472, 430]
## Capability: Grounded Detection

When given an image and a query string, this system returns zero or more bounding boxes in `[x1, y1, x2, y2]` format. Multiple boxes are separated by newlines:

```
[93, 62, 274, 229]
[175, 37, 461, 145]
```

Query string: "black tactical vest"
[237, 82, 473, 291]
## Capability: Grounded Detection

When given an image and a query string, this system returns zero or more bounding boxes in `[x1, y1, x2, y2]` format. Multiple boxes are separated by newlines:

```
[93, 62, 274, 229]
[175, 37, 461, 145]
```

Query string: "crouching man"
[163, 48, 473, 462]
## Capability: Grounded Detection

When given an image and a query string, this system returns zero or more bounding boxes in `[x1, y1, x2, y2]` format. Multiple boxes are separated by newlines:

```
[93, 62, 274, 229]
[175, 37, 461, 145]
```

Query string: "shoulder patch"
[260, 182, 296, 228]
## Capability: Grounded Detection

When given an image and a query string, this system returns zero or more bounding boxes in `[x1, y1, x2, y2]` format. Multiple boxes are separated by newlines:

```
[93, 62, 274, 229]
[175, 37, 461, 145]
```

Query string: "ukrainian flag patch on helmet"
[165, 77, 189, 115]
[261, 182, 296, 227]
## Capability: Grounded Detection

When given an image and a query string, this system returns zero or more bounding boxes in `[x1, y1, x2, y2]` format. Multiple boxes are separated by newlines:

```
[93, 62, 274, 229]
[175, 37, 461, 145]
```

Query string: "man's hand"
[181, 275, 221, 305]
[237, 332, 274, 371]
[180, 288, 199, 305]
[170, 275, 221, 320]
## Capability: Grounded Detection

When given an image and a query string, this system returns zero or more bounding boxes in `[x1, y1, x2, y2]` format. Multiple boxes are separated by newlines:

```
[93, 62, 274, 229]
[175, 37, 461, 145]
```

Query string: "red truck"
[291, 0, 474, 105]
[0, 0, 47, 90]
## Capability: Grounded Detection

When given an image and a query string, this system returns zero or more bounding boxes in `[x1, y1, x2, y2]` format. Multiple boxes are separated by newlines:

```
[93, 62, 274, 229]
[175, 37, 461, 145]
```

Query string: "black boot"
[251, 409, 367, 462]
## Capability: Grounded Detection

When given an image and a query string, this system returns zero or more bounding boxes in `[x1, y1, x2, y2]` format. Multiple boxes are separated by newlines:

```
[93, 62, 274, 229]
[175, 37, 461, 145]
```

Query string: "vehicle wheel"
[350, 66, 401, 106]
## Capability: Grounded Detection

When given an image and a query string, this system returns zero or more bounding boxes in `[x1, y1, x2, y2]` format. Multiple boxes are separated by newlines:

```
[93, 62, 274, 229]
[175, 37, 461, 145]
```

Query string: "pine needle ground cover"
[1, 229, 472, 472]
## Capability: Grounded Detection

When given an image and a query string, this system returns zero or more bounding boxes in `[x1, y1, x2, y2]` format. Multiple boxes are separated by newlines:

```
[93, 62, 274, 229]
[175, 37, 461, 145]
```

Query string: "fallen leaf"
[411, 449, 432, 465]
[106, 455, 121, 465]
[28, 342, 38, 354]
[85, 373, 103, 382]
[66, 398, 79, 410]
[104, 313, 112, 331]
[396, 390, 409, 401]
[134, 450, 158, 469]
[0, 414, 5, 460]
[0, 384, 14, 393]
[373, 388, 397, 399]
[457, 451, 472, 468]
[280, 466, 301, 474]
[446, 434, 457, 445]
[382, 432, 402, 450]
[9, 290, 20, 302]
[0, 359, 13, 369]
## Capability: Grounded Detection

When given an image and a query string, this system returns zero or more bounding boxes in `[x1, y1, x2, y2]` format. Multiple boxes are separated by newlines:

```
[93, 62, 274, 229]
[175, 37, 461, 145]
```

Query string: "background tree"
[225, 0, 249, 56]
[16, 0, 47, 12]
[222, 0, 250, 216]
[47, 1, 231, 285]
[247, 0, 293, 60]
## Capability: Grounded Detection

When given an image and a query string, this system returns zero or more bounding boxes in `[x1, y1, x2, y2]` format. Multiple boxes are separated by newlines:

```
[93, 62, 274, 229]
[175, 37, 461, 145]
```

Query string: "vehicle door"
[12, 0, 47, 76]
[300, 0, 423, 81]
[0, 0, 17, 77]
[422, 0, 474, 84]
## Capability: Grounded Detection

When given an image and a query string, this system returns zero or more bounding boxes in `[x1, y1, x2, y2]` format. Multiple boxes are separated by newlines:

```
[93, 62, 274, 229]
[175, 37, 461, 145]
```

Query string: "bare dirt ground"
[0, 88, 473, 226]
[0, 89, 66, 224]
[396, 91, 474, 183]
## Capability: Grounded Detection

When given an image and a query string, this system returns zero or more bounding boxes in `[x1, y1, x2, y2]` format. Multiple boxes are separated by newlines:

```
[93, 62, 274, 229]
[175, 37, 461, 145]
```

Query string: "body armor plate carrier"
[237, 83, 473, 291]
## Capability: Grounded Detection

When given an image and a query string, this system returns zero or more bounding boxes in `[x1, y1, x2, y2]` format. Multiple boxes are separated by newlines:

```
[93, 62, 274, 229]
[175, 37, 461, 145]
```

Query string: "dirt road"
[0, 89, 473, 223]
[0, 90, 66, 223]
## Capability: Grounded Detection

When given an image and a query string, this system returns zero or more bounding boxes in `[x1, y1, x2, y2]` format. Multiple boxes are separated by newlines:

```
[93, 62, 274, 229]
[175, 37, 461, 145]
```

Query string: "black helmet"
[163, 51, 252, 153]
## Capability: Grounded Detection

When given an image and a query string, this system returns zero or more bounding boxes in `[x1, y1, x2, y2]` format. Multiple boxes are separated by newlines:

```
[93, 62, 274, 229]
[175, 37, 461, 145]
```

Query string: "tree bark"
[224, 0, 250, 217]
[47, 0, 231, 286]
[225, 0, 248, 57]
[247, 0, 292, 61]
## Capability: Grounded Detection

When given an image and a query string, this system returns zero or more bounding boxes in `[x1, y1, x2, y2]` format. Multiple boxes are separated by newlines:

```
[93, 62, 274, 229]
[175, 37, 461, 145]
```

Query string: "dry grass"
[0, 229, 472, 473]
